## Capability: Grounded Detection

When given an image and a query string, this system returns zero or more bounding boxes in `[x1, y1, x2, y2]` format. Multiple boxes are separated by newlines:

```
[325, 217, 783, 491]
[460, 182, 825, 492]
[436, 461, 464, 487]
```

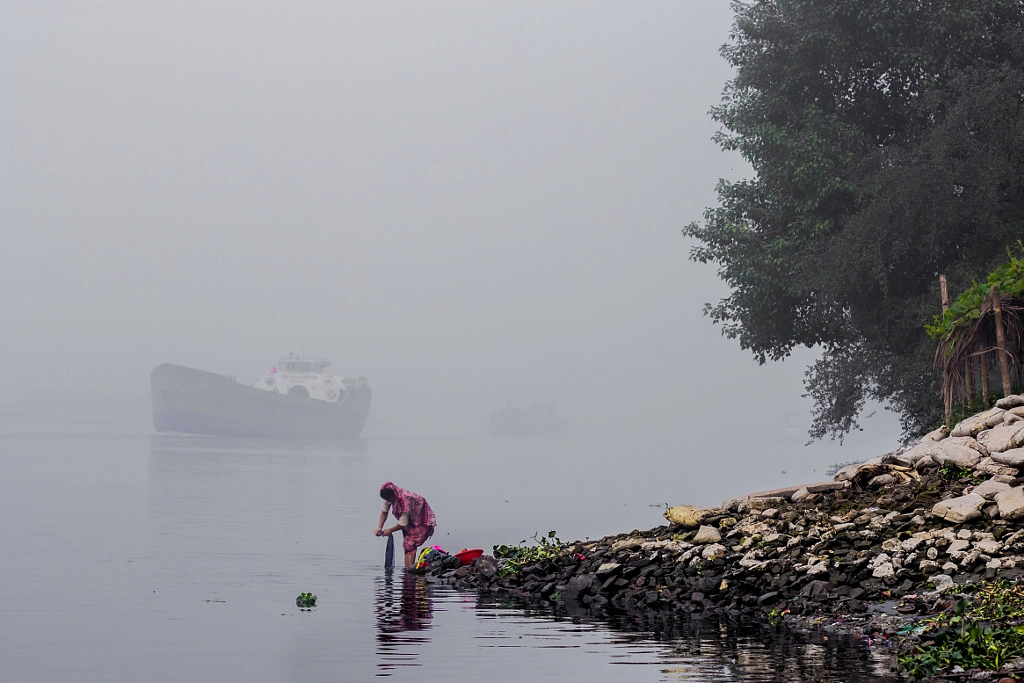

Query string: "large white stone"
[974, 539, 1002, 554]
[973, 479, 1011, 500]
[995, 486, 1024, 521]
[951, 408, 1006, 437]
[936, 438, 989, 467]
[932, 494, 986, 523]
[992, 448, 1024, 467]
[692, 525, 722, 545]
[996, 394, 1024, 409]
[978, 423, 1024, 453]
[664, 506, 707, 528]
[976, 457, 1020, 477]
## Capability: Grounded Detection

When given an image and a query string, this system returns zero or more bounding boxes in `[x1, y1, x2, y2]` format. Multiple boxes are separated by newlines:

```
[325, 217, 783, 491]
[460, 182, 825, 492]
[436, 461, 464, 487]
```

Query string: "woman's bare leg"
[404, 550, 417, 568]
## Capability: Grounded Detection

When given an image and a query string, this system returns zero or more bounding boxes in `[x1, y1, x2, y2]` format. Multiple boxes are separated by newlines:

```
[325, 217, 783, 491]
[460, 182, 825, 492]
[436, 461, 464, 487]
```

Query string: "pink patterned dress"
[380, 482, 436, 553]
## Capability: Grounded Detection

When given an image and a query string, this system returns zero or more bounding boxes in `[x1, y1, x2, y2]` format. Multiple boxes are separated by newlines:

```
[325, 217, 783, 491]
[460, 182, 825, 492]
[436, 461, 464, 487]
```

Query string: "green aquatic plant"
[898, 582, 1024, 679]
[493, 531, 565, 578]
[295, 592, 317, 608]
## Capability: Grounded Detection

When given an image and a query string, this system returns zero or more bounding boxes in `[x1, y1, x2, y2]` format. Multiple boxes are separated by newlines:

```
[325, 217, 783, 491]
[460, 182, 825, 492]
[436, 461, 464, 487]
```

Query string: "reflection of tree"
[374, 570, 434, 676]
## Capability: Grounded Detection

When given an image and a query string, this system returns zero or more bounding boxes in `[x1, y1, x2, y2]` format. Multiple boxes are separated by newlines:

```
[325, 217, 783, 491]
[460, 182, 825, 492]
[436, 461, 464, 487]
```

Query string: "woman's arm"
[375, 510, 388, 536]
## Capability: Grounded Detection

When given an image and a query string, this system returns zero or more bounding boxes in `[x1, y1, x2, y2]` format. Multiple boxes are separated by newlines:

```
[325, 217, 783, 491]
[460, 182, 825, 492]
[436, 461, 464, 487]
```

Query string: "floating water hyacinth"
[295, 592, 317, 608]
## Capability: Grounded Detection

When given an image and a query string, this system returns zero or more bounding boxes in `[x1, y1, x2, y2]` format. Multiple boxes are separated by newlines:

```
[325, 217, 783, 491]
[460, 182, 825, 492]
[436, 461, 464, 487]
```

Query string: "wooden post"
[940, 274, 949, 312]
[992, 285, 1013, 397]
[982, 355, 991, 405]
[966, 361, 974, 403]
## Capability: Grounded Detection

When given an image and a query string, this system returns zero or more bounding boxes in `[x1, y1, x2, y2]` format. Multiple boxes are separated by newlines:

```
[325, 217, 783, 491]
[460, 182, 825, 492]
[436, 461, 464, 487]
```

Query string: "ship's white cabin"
[254, 355, 367, 403]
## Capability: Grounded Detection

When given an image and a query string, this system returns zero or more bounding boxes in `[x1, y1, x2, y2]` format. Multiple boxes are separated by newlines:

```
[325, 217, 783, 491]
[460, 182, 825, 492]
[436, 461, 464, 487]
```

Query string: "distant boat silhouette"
[489, 401, 568, 438]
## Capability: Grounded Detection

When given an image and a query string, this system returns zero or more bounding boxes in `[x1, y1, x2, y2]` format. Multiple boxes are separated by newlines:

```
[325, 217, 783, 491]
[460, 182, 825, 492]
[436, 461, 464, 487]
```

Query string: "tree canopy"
[685, 0, 1024, 440]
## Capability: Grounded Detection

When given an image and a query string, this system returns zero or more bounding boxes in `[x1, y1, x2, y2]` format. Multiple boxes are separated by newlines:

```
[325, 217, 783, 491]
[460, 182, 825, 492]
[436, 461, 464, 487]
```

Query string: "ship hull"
[151, 363, 371, 439]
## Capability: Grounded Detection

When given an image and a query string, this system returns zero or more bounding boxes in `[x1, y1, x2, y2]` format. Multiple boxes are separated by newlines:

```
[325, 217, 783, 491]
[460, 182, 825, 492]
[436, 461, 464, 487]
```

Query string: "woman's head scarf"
[380, 481, 436, 528]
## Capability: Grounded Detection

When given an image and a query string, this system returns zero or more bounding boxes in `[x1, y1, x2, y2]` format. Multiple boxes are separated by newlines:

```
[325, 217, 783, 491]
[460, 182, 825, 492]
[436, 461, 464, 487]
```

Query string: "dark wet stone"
[800, 580, 834, 600]
[757, 591, 779, 605]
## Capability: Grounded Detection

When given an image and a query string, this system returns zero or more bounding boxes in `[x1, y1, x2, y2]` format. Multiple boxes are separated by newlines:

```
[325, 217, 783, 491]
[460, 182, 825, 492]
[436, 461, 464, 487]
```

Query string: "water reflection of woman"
[375, 571, 433, 676]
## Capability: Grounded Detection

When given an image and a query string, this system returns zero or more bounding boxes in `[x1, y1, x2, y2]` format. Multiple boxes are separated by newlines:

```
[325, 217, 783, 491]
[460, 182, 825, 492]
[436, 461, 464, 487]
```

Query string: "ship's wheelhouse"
[254, 356, 351, 403]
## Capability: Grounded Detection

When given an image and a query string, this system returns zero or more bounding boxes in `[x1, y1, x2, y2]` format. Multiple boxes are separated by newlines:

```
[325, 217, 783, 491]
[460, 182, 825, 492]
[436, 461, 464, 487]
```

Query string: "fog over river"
[2, 2, 905, 681]
[0, 428, 901, 682]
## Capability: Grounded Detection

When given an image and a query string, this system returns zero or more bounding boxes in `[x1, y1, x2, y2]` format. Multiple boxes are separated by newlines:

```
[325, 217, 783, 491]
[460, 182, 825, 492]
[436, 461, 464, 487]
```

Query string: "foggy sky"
[1, 2, 901, 449]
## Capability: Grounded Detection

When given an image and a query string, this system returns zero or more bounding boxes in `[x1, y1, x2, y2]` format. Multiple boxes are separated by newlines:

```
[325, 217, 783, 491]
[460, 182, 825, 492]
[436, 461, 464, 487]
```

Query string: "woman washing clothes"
[375, 482, 436, 568]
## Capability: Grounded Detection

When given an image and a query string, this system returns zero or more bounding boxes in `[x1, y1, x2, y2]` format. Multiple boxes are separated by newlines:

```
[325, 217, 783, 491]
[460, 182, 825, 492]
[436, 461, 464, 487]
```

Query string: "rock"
[834, 464, 862, 482]
[919, 559, 941, 574]
[868, 473, 896, 488]
[901, 537, 925, 552]
[745, 497, 786, 511]
[978, 423, 1024, 453]
[701, 544, 726, 560]
[992, 448, 1024, 467]
[791, 487, 810, 503]
[746, 485, 803, 500]
[760, 508, 779, 519]
[942, 562, 959, 574]
[996, 394, 1024, 409]
[915, 455, 937, 472]
[872, 562, 895, 579]
[799, 580, 833, 599]
[932, 493, 986, 523]
[595, 562, 621, 576]
[930, 574, 955, 592]
[930, 438, 988, 468]
[976, 457, 1020, 476]
[610, 537, 643, 552]
[473, 555, 499, 578]
[995, 486, 1024, 520]
[692, 525, 721, 545]
[664, 506, 707, 528]
[721, 497, 745, 512]
[951, 408, 1006, 437]
[975, 539, 1002, 554]
[947, 539, 971, 554]
[922, 425, 950, 442]
[806, 481, 849, 494]
[973, 478, 1011, 500]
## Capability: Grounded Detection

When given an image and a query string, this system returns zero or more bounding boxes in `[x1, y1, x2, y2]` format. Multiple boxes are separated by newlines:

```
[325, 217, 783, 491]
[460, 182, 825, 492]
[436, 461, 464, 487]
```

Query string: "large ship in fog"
[151, 355, 371, 438]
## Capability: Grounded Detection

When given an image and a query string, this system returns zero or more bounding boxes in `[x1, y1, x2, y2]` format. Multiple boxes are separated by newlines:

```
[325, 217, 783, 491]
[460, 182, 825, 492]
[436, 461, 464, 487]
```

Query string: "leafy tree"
[685, 0, 1024, 440]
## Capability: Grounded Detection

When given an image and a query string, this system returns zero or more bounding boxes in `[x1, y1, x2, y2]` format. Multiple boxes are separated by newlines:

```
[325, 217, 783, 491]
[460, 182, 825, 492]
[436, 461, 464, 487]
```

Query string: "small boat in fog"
[150, 355, 371, 438]
[489, 402, 568, 438]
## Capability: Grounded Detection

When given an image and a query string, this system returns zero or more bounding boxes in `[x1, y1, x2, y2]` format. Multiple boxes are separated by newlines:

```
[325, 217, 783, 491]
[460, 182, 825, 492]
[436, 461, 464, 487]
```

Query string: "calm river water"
[0, 422, 901, 682]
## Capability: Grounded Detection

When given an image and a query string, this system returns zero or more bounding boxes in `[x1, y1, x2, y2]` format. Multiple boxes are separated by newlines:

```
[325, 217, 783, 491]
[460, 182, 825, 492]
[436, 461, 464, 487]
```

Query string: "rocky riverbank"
[425, 396, 1024, 682]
